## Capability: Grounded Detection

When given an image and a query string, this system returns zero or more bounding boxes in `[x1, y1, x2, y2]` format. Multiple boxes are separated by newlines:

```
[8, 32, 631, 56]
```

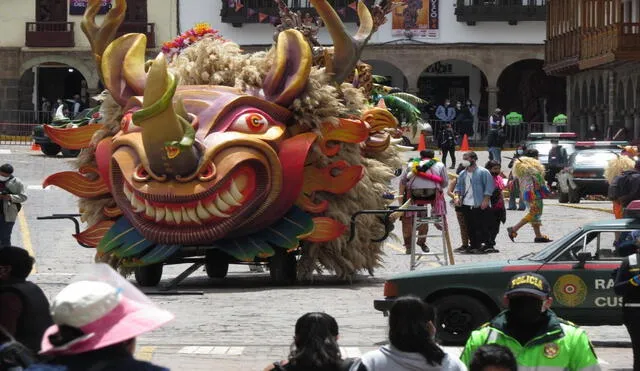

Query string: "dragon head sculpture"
[44, 0, 403, 279]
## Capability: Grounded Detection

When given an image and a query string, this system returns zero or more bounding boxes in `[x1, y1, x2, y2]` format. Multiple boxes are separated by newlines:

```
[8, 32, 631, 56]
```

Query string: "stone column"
[634, 114, 640, 140]
[487, 86, 499, 112]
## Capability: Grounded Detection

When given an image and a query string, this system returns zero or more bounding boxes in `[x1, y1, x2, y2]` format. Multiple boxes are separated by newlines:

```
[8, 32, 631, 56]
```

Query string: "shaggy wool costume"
[46, 0, 402, 280]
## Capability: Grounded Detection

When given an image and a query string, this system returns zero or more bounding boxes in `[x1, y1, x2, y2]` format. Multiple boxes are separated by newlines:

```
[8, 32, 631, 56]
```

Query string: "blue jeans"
[508, 182, 526, 210]
[0, 219, 15, 247]
[488, 147, 502, 163]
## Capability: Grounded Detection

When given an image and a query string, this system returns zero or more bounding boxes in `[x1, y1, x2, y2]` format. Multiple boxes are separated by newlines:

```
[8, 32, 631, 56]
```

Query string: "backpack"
[0, 325, 37, 370]
[609, 171, 640, 202]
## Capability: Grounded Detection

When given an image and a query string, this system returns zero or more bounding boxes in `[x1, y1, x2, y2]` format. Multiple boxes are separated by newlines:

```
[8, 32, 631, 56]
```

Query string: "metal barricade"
[0, 110, 40, 145]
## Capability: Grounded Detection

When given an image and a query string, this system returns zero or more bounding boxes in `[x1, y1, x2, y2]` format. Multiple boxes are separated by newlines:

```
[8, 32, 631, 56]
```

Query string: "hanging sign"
[69, 0, 112, 15]
[392, 0, 439, 39]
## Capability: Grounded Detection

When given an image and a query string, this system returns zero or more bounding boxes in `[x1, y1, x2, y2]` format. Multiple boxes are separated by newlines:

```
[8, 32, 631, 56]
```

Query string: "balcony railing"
[221, 0, 371, 26]
[543, 29, 580, 75]
[116, 22, 156, 48]
[25, 22, 74, 47]
[580, 23, 640, 69]
[454, 0, 546, 25]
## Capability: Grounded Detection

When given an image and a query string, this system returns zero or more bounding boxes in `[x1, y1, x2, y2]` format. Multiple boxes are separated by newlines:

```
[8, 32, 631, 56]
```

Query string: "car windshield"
[524, 228, 583, 261]
[528, 142, 576, 158]
[572, 150, 621, 166]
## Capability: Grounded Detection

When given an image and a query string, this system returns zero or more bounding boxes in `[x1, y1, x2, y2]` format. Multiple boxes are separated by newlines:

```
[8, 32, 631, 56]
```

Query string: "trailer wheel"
[41, 143, 61, 156]
[134, 263, 163, 287]
[269, 249, 297, 285]
[205, 250, 229, 278]
[61, 148, 81, 157]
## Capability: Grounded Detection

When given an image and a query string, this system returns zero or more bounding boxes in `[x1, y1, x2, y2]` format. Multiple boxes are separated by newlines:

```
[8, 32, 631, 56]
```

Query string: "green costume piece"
[461, 310, 601, 371]
[553, 113, 568, 125]
[506, 112, 524, 126]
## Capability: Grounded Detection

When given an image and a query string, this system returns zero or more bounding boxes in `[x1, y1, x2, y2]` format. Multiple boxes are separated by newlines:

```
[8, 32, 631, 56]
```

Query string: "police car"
[373, 202, 640, 345]
[556, 141, 627, 203]
[524, 132, 578, 168]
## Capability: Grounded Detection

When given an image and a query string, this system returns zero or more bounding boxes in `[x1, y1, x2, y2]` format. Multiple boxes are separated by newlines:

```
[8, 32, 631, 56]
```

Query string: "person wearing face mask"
[506, 146, 527, 211]
[435, 99, 456, 136]
[0, 164, 27, 247]
[485, 160, 506, 253]
[461, 273, 601, 371]
[453, 152, 494, 254]
[455, 101, 475, 141]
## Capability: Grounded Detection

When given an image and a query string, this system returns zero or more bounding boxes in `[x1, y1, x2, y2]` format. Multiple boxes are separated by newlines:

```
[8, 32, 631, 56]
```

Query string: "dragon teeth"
[220, 190, 241, 207]
[155, 206, 165, 223]
[215, 195, 230, 212]
[229, 179, 244, 202]
[205, 200, 230, 218]
[196, 201, 211, 220]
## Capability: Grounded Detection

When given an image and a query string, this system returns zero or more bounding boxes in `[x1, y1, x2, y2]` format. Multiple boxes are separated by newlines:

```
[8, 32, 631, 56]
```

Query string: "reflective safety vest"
[461, 310, 601, 371]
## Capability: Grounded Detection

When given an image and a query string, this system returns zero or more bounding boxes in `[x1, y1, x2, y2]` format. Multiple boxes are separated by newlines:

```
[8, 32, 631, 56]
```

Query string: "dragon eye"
[231, 113, 270, 134]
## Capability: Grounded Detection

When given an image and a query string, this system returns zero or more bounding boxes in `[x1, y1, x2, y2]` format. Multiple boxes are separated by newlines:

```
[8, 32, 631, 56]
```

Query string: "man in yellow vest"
[461, 272, 601, 371]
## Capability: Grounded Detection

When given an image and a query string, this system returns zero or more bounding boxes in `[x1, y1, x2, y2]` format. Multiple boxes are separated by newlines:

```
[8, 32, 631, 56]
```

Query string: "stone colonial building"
[545, 0, 640, 140]
[195, 0, 564, 123]
[0, 0, 177, 111]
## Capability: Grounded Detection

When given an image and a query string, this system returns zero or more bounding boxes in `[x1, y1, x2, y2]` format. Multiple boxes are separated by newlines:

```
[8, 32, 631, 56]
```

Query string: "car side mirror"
[574, 252, 592, 269]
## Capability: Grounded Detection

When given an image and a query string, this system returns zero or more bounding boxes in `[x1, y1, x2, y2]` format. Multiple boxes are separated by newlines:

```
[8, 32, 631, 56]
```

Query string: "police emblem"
[553, 274, 588, 307]
[543, 342, 559, 358]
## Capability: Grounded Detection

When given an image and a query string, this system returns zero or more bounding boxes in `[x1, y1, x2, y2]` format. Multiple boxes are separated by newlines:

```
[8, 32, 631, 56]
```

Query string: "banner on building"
[69, 0, 113, 15]
[391, 0, 439, 39]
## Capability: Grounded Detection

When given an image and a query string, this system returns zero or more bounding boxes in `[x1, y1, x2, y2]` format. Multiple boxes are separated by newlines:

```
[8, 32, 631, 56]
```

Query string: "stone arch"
[636, 76, 640, 111]
[19, 55, 99, 90]
[573, 83, 580, 111]
[597, 76, 605, 106]
[417, 59, 489, 117]
[496, 58, 564, 122]
[617, 80, 626, 112]
[626, 78, 635, 111]
[589, 78, 597, 107]
[362, 59, 408, 91]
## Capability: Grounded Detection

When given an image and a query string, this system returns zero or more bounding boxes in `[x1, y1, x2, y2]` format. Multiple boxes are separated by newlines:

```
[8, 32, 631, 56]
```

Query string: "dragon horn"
[310, 0, 373, 83]
[133, 54, 199, 177]
[81, 0, 127, 82]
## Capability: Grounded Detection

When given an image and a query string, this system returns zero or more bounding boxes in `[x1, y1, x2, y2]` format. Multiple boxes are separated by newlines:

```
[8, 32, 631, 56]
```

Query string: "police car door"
[538, 230, 623, 325]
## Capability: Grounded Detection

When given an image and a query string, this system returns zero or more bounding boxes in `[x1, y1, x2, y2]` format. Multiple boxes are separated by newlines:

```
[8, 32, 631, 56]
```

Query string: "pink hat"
[40, 280, 174, 355]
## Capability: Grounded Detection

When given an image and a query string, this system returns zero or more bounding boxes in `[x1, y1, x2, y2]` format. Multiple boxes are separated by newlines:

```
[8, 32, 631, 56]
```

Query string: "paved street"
[2, 145, 634, 370]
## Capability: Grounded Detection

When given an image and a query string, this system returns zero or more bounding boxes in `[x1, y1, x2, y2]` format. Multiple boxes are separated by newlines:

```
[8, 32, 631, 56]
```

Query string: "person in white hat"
[25, 264, 174, 371]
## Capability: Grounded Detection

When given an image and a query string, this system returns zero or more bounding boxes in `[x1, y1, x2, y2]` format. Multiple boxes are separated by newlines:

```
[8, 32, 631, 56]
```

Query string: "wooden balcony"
[220, 0, 371, 26]
[580, 23, 640, 69]
[25, 22, 74, 48]
[543, 29, 581, 75]
[454, 0, 546, 25]
[116, 22, 156, 48]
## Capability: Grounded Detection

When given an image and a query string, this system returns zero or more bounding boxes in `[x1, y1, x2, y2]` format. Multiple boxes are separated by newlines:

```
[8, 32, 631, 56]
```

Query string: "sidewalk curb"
[592, 340, 632, 348]
[549, 204, 613, 214]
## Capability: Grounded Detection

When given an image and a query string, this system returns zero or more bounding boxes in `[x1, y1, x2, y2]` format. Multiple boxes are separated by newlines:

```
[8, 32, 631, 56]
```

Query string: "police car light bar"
[575, 141, 628, 148]
[527, 132, 578, 139]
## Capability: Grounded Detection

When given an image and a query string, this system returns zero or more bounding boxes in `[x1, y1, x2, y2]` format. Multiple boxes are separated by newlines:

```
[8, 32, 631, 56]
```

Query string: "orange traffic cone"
[31, 142, 41, 151]
[417, 134, 427, 151]
[460, 134, 469, 151]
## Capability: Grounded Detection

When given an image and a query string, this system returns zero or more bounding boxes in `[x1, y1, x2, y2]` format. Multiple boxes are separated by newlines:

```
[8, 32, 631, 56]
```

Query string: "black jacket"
[0, 280, 53, 352]
[487, 129, 505, 148]
[614, 252, 640, 304]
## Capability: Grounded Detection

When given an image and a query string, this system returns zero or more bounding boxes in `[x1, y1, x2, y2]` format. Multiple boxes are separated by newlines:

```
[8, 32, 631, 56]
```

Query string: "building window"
[36, 0, 67, 22]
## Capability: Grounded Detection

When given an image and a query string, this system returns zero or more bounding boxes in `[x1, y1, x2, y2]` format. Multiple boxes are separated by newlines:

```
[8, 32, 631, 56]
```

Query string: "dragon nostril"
[133, 165, 151, 182]
[198, 163, 216, 182]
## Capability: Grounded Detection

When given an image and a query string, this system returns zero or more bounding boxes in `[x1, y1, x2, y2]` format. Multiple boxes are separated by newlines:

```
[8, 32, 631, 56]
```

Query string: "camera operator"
[0, 164, 27, 247]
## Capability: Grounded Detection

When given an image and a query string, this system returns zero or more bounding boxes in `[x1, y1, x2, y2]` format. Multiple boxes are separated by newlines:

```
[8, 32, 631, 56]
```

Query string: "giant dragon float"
[42, 0, 406, 286]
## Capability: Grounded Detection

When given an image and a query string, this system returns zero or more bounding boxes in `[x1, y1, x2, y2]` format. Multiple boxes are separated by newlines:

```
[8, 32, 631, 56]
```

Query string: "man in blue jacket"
[453, 152, 495, 254]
